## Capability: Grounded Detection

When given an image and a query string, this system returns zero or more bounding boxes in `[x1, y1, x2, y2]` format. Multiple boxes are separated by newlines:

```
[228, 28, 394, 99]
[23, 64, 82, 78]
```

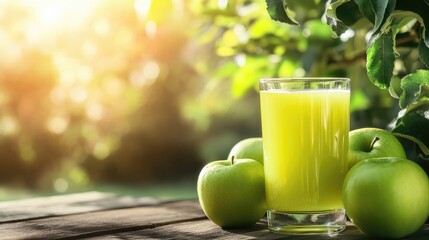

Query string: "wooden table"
[0, 192, 427, 239]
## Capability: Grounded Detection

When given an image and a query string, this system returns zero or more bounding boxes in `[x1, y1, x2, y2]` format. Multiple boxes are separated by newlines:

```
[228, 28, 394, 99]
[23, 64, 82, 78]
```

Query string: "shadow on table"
[223, 219, 429, 240]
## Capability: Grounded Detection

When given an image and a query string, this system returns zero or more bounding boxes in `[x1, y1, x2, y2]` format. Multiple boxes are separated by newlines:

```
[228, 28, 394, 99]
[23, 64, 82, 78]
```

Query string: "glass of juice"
[259, 78, 350, 235]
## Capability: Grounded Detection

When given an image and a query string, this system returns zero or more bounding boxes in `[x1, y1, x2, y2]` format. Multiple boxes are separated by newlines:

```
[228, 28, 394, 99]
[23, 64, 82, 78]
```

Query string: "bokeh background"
[0, 0, 397, 200]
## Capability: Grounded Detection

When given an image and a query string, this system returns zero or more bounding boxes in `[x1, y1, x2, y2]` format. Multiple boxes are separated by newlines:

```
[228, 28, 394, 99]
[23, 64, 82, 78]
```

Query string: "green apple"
[228, 138, 264, 165]
[348, 128, 406, 169]
[197, 157, 266, 228]
[343, 157, 429, 239]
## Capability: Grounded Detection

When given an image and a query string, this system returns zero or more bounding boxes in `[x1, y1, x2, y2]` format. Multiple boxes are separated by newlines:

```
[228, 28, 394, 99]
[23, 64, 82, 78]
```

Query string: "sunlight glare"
[54, 178, 69, 193]
[218, 0, 228, 9]
[93, 142, 110, 160]
[94, 19, 110, 36]
[77, 66, 93, 84]
[22, 0, 99, 36]
[104, 77, 125, 96]
[130, 60, 160, 87]
[234, 54, 246, 67]
[129, 60, 159, 88]
[268, 54, 281, 64]
[82, 41, 98, 58]
[143, 60, 160, 80]
[37, 4, 62, 26]
[233, 24, 249, 43]
[59, 71, 76, 87]
[145, 20, 157, 38]
[70, 85, 88, 103]
[340, 29, 355, 42]
[3, 43, 22, 64]
[50, 86, 67, 103]
[86, 102, 104, 121]
[129, 70, 145, 87]
[47, 116, 69, 134]
[135, 0, 152, 22]
[0, 116, 19, 136]
[295, 68, 306, 77]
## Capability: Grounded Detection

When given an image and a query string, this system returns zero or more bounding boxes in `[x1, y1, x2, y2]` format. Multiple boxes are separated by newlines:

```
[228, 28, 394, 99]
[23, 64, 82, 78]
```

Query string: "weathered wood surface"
[0, 191, 160, 223]
[0, 192, 427, 240]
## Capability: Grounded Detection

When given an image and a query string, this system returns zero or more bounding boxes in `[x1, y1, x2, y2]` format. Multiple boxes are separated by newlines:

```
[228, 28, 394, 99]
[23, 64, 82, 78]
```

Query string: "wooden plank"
[83, 218, 429, 240]
[0, 192, 160, 223]
[0, 196, 427, 240]
[0, 200, 206, 240]
[86, 219, 285, 240]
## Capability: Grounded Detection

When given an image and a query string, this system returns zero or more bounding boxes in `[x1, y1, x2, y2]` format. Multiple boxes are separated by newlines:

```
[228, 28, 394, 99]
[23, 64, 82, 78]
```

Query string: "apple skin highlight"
[197, 158, 266, 228]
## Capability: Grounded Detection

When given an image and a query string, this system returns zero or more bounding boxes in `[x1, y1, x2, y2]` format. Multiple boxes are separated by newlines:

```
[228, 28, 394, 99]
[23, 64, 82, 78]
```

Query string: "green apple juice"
[260, 88, 349, 212]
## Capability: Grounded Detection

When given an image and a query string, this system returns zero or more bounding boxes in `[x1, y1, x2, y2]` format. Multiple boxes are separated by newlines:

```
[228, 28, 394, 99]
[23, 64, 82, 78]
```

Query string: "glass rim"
[260, 77, 350, 83]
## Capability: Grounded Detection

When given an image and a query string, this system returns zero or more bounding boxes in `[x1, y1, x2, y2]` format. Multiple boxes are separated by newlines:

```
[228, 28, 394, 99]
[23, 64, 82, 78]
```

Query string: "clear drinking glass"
[259, 78, 350, 235]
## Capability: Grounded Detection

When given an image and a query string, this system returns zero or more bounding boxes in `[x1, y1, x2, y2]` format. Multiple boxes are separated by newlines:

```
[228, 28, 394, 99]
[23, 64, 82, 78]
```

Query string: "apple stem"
[231, 156, 235, 165]
[369, 137, 380, 151]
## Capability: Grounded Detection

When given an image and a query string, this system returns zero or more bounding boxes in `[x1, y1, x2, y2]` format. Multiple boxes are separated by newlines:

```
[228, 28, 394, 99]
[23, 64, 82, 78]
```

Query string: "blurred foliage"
[1, 0, 425, 196]
[0, 0, 203, 193]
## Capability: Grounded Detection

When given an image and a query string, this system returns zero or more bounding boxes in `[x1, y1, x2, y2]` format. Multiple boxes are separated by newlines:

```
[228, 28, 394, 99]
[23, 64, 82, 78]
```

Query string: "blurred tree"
[83, 16, 203, 183]
[0, 50, 63, 188]
[0, 0, 203, 191]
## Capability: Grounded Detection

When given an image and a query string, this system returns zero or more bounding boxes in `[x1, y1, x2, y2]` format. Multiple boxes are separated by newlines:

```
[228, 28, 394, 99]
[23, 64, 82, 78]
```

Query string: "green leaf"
[366, 30, 395, 89]
[335, 1, 363, 26]
[325, 0, 359, 37]
[384, 10, 429, 74]
[380, 11, 419, 56]
[372, 0, 396, 35]
[286, 0, 321, 9]
[388, 11, 419, 35]
[393, 102, 429, 161]
[399, 70, 429, 108]
[354, 0, 376, 23]
[266, 0, 299, 25]
[388, 76, 401, 99]
[355, 0, 396, 37]
[419, 34, 429, 68]
[325, 13, 349, 37]
[393, 133, 429, 156]
[395, 0, 429, 48]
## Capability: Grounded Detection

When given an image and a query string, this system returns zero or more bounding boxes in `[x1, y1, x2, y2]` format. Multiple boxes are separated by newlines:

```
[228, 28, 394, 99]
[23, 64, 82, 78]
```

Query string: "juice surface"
[260, 89, 349, 212]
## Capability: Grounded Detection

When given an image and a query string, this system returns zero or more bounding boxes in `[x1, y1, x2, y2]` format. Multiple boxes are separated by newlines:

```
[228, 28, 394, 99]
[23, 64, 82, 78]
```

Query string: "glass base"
[267, 209, 346, 236]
